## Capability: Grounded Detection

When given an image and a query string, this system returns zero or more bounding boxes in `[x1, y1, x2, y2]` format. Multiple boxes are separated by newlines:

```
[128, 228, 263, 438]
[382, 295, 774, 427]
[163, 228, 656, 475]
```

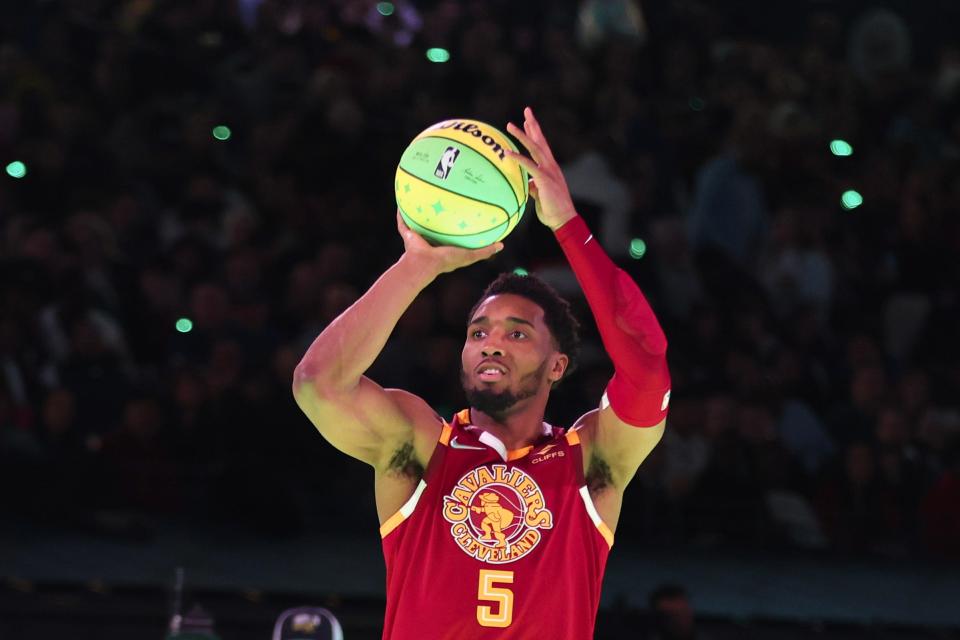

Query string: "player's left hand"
[396, 210, 502, 275]
[506, 107, 577, 231]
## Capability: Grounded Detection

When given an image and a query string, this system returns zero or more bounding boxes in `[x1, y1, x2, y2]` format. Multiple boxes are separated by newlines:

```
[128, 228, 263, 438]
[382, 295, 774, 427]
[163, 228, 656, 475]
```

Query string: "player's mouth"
[476, 360, 508, 382]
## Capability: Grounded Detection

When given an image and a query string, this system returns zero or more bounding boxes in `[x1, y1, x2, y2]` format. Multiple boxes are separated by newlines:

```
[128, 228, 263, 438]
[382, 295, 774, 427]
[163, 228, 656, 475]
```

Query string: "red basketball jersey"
[380, 409, 613, 639]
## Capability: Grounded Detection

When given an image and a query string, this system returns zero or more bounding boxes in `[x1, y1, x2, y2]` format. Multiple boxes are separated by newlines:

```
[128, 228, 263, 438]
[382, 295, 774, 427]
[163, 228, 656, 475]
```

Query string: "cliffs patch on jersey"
[442, 464, 553, 564]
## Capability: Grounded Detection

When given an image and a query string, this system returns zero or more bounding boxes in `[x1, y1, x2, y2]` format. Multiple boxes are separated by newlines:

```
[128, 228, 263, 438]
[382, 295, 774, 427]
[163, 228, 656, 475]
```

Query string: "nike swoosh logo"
[450, 436, 485, 451]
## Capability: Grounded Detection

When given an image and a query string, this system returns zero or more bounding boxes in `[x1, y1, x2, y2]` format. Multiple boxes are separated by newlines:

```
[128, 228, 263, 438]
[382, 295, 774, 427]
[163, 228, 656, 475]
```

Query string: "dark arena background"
[2, 1, 960, 638]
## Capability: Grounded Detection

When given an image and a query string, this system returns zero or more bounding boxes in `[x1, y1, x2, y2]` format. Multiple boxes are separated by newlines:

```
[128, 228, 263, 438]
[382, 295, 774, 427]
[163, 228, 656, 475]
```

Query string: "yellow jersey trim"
[578, 485, 614, 549]
[379, 479, 428, 539]
[506, 446, 533, 461]
[596, 521, 615, 548]
[379, 510, 406, 538]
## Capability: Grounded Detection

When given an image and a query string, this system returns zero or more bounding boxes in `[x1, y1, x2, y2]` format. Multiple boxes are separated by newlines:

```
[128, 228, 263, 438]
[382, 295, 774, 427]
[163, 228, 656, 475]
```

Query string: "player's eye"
[470, 329, 486, 339]
[511, 330, 527, 339]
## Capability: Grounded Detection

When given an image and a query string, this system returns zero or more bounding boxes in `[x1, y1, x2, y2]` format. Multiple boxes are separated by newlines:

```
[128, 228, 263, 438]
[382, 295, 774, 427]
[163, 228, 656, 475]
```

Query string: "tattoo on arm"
[387, 441, 424, 478]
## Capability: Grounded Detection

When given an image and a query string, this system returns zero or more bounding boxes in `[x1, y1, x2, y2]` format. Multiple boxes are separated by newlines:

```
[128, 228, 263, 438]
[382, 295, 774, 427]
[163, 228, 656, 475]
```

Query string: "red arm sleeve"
[555, 216, 671, 427]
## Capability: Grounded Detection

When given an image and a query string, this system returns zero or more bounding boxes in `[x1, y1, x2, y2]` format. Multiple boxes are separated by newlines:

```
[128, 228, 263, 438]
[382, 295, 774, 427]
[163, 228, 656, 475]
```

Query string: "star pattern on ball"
[458, 220, 468, 230]
[404, 183, 411, 193]
[432, 200, 445, 213]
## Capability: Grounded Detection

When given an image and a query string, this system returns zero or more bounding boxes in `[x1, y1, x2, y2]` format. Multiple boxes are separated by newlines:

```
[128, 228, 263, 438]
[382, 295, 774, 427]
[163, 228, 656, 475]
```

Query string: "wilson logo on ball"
[431, 121, 508, 160]
[435, 147, 460, 180]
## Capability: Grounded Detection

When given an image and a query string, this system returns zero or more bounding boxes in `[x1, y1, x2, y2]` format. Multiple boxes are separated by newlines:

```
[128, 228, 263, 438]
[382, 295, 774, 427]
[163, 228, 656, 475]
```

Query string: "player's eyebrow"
[469, 315, 536, 329]
[506, 316, 535, 329]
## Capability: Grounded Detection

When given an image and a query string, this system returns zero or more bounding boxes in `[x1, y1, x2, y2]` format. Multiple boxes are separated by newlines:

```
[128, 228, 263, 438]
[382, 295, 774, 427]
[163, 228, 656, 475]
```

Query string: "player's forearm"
[294, 254, 437, 392]
[555, 216, 666, 355]
[554, 215, 671, 426]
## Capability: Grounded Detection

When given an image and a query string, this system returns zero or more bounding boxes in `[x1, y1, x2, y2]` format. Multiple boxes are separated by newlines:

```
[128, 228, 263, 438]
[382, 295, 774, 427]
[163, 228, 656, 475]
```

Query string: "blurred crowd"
[1, 0, 959, 562]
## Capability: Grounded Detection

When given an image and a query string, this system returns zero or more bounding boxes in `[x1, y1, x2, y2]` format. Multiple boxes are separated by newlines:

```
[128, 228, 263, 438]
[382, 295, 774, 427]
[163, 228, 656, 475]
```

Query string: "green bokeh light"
[629, 238, 647, 259]
[841, 190, 863, 210]
[688, 97, 705, 112]
[6, 161, 27, 179]
[212, 125, 232, 141]
[377, 2, 395, 16]
[426, 48, 451, 63]
[830, 139, 853, 156]
[175, 318, 194, 333]
[513, 267, 529, 277]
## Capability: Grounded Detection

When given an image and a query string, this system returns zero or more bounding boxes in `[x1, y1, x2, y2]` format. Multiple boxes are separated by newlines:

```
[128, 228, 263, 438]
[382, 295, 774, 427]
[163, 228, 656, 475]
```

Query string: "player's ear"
[548, 353, 569, 382]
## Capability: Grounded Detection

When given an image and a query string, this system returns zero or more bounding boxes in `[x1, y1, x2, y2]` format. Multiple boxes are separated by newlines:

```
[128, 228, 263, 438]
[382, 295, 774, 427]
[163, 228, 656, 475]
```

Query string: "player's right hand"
[397, 210, 503, 275]
[506, 107, 577, 231]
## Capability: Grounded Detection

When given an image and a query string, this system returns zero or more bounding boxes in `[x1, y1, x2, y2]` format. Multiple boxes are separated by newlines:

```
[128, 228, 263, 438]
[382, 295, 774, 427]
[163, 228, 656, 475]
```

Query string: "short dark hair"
[467, 272, 580, 380]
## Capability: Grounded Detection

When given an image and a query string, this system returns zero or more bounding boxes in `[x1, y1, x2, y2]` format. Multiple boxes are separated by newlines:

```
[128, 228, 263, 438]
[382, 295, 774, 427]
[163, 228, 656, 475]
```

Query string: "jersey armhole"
[379, 479, 428, 539]
[381, 417, 452, 540]
[566, 429, 614, 548]
[438, 421, 452, 446]
[578, 486, 615, 548]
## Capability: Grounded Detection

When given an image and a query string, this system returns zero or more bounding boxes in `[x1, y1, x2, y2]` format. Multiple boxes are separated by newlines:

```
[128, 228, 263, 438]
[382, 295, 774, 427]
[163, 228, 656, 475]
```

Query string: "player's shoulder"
[565, 408, 600, 453]
[569, 408, 600, 435]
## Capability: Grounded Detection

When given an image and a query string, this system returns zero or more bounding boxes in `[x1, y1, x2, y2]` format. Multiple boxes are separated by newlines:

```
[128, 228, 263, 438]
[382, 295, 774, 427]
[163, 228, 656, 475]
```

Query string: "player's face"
[461, 294, 567, 417]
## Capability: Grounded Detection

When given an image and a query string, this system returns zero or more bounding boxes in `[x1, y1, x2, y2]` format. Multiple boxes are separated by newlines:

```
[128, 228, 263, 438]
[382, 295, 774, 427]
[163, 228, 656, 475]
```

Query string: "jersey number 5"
[477, 569, 514, 628]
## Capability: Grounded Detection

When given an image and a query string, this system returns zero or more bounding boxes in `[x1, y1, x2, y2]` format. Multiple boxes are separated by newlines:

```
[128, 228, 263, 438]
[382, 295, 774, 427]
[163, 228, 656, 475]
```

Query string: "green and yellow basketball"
[395, 119, 528, 249]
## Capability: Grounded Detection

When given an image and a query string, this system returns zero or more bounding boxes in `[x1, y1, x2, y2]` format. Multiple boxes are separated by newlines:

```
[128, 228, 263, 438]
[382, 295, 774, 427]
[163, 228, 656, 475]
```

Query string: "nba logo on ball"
[395, 119, 529, 249]
[435, 147, 460, 180]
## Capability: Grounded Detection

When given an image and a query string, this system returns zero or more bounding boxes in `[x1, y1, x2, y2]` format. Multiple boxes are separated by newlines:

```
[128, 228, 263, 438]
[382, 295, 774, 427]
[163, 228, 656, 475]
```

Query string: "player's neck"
[469, 397, 548, 450]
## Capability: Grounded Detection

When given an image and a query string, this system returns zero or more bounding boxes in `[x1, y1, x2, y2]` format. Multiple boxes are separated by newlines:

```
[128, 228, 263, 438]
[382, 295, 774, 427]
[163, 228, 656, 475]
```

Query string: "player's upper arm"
[576, 405, 665, 491]
[292, 368, 439, 471]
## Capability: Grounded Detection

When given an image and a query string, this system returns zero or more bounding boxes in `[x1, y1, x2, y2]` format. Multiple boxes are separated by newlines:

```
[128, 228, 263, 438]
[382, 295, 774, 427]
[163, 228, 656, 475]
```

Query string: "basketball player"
[293, 107, 671, 639]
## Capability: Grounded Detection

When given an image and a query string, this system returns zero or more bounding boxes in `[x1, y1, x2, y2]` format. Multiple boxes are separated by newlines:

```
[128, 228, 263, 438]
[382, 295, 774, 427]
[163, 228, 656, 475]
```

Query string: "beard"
[461, 359, 549, 421]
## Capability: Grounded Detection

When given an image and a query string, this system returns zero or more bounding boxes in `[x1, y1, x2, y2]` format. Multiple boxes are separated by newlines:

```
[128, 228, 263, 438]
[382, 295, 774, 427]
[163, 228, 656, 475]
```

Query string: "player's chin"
[477, 375, 510, 387]
[467, 380, 501, 393]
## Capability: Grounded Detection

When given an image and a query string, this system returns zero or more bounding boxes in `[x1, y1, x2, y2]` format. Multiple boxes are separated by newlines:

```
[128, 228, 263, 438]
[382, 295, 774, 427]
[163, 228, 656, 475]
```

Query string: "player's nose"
[480, 344, 504, 357]
[480, 334, 505, 358]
